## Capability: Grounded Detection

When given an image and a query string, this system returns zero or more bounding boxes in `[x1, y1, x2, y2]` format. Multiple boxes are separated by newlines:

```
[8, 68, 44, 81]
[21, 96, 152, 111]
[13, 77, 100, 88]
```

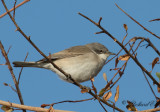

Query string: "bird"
[13, 43, 115, 83]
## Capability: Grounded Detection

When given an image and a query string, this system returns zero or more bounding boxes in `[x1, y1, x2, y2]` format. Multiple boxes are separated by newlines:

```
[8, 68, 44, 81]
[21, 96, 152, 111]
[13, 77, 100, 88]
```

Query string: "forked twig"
[0, 0, 30, 18]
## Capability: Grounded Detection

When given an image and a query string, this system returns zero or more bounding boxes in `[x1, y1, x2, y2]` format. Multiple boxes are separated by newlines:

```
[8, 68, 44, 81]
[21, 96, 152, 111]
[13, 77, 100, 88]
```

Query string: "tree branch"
[78, 12, 160, 87]
[0, 100, 74, 112]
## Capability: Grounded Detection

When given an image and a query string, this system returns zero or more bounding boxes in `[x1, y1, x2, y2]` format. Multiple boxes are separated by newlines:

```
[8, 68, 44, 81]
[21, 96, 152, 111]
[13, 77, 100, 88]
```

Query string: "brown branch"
[78, 12, 160, 88]
[0, 100, 74, 112]
[0, 41, 26, 112]
[130, 37, 160, 56]
[149, 18, 160, 22]
[135, 107, 160, 112]
[0, 0, 30, 18]
[115, 4, 160, 39]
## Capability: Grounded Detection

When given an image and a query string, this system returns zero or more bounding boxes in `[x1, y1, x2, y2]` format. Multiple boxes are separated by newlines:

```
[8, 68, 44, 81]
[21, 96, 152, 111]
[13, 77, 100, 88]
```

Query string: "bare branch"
[0, 100, 73, 112]
[115, 4, 160, 39]
[149, 18, 160, 22]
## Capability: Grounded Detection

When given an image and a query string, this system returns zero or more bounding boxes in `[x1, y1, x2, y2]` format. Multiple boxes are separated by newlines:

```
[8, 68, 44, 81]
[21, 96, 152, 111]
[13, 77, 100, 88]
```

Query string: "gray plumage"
[13, 43, 114, 83]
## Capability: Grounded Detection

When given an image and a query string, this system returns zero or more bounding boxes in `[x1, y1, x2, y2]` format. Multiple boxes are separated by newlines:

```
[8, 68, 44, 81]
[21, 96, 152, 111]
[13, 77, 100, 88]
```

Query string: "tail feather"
[13, 61, 40, 67]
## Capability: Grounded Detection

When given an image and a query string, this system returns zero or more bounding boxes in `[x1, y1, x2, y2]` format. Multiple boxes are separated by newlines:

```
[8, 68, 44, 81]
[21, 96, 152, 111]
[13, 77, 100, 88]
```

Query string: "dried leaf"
[3, 83, 8, 86]
[1, 105, 13, 112]
[81, 88, 89, 93]
[98, 88, 106, 97]
[123, 24, 128, 32]
[156, 72, 160, 81]
[157, 81, 160, 93]
[103, 73, 107, 82]
[103, 91, 112, 101]
[157, 86, 160, 93]
[126, 101, 137, 111]
[114, 85, 119, 102]
[115, 57, 119, 68]
[118, 54, 130, 61]
[152, 57, 159, 70]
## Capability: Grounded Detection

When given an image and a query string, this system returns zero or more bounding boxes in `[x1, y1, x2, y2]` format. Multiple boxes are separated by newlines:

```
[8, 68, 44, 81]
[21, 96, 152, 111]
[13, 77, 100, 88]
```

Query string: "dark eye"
[99, 50, 103, 53]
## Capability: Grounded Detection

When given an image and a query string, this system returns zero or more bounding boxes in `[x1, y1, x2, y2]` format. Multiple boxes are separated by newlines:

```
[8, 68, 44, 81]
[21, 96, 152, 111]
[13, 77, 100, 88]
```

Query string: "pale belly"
[46, 53, 105, 83]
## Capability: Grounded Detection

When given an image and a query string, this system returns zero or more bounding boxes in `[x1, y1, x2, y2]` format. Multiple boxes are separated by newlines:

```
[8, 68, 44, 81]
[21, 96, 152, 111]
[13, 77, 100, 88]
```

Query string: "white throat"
[98, 53, 110, 61]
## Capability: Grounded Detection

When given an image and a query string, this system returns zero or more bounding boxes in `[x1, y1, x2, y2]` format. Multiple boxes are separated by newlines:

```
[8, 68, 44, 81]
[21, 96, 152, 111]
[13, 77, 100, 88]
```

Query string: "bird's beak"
[107, 51, 116, 55]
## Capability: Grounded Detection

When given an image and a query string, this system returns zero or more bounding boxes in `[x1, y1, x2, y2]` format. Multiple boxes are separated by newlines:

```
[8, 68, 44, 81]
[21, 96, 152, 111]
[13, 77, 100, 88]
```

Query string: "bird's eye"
[99, 50, 103, 53]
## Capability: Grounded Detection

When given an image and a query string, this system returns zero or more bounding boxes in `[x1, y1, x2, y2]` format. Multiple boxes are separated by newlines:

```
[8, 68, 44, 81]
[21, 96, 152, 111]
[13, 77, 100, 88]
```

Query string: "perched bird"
[13, 43, 115, 83]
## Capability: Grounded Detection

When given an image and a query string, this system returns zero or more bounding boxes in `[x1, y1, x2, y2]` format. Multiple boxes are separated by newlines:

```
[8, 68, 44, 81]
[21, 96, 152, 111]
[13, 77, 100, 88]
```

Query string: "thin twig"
[6, 45, 12, 55]
[0, 0, 30, 18]
[142, 71, 157, 99]
[18, 52, 29, 85]
[149, 18, 160, 22]
[0, 41, 26, 112]
[50, 98, 94, 106]
[115, 4, 160, 39]
[98, 100, 108, 112]
[13, 0, 17, 19]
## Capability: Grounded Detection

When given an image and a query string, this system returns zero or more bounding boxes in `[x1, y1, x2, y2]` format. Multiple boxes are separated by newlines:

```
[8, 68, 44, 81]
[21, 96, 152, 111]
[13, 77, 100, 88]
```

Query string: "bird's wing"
[37, 45, 92, 62]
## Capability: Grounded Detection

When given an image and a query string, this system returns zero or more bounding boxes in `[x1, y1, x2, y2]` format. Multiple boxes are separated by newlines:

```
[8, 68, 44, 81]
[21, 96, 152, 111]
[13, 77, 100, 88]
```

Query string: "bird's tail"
[13, 61, 42, 68]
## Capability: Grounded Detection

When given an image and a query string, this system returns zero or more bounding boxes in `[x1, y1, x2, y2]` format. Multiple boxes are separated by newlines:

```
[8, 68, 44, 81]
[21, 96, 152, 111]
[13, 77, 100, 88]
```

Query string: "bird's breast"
[52, 53, 105, 82]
